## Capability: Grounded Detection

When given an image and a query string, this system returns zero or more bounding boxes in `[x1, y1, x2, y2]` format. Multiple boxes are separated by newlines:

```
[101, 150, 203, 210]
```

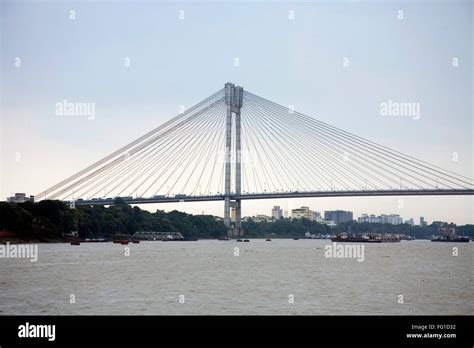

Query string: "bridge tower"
[224, 82, 243, 238]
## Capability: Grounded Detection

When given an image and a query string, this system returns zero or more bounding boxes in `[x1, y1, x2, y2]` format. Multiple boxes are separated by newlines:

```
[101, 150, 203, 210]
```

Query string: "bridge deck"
[73, 189, 474, 206]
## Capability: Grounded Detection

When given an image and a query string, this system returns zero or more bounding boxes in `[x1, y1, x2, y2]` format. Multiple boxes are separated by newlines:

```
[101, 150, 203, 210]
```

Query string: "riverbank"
[0, 237, 68, 244]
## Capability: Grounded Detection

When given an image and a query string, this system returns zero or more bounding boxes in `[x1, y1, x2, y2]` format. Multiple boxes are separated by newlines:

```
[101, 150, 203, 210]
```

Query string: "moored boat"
[431, 236, 469, 242]
[331, 233, 400, 243]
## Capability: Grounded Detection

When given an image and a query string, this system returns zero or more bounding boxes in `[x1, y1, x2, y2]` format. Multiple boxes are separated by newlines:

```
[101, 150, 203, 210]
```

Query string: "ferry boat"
[83, 238, 108, 243]
[399, 235, 415, 241]
[331, 233, 400, 243]
[112, 239, 130, 245]
[431, 235, 470, 243]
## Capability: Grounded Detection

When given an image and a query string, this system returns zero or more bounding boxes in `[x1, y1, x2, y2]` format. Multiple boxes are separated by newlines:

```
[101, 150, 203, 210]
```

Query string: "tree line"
[242, 217, 332, 238]
[1, 199, 473, 240]
[0, 199, 225, 240]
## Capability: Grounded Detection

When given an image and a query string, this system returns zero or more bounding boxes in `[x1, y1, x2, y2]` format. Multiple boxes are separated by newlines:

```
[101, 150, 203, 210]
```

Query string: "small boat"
[431, 236, 470, 243]
[113, 239, 130, 245]
[70, 241, 81, 246]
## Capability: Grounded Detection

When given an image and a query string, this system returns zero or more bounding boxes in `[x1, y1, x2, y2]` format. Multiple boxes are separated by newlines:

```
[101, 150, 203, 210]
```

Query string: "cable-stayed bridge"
[36, 83, 473, 236]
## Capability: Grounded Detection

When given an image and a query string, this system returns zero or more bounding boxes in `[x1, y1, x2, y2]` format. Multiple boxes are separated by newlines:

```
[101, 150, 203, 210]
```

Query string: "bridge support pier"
[224, 82, 244, 238]
[226, 199, 242, 238]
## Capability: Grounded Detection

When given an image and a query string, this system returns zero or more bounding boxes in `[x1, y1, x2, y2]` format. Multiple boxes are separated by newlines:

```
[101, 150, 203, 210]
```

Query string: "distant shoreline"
[0, 238, 66, 244]
[1, 237, 438, 245]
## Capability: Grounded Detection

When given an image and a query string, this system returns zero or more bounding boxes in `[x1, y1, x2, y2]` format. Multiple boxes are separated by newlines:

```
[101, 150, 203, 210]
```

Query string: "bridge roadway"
[72, 189, 474, 206]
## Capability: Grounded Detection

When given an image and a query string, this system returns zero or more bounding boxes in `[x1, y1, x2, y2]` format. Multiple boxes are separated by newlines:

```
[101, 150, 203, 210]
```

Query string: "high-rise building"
[420, 217, 426, 226]
[6, 193, 33, 203]
[386, 214, 403, 225]
[358, 214, 375, 223]
[271, 206, 283, 220]
[358, 213, 402, 225]
[312, 211, 321, 221]
[291, 206, 312, 220]
[324, 210, 353, 224]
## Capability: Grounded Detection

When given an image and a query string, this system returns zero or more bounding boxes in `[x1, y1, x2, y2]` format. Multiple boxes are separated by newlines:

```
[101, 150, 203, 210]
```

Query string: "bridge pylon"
[224, 82, 243, 238]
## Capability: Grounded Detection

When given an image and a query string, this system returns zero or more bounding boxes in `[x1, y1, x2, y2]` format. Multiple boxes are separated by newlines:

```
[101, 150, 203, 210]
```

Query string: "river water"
[0, 239, 472, 315]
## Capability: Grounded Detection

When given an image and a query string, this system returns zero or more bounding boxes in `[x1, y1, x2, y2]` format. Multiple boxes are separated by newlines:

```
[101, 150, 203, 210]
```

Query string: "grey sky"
[1, 0, 472, 224]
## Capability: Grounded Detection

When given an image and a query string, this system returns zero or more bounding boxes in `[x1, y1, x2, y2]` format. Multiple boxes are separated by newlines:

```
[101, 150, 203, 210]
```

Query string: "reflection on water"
[0, 240, 472, 315]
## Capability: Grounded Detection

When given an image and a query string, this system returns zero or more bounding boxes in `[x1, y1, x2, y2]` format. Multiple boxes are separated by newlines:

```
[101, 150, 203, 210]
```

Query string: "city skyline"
[252, 204, 433, 226]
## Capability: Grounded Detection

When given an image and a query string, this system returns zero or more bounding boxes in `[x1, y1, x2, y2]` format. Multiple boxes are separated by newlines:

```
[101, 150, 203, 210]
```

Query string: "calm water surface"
[1, 240, 472, 315]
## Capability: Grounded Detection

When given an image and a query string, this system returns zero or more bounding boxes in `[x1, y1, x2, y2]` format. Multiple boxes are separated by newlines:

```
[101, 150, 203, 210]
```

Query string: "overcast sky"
[1, 0, 472, 224]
